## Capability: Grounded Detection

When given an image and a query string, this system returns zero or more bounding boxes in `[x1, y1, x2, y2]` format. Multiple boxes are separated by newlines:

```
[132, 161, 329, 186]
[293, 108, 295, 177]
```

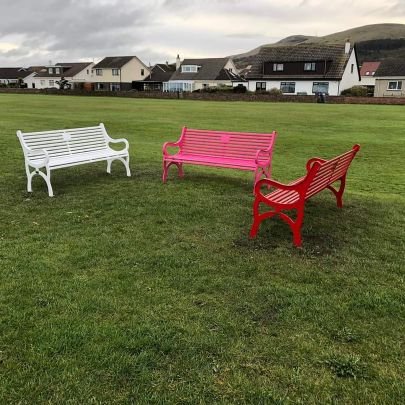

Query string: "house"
[242, 41, 361, 96]
[360, 61, 381, 95]
[164, 56, 242, 92]
[374, 59, 405, 97]
[134, 62, 177, 91]
[0, 68, 33, 87]
[32, 62, 94, 89]
[92, 56, 149, 91]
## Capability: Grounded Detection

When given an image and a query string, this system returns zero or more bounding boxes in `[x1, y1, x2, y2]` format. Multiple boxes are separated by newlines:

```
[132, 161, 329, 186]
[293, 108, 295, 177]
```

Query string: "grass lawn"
[0, 94, 404, 403]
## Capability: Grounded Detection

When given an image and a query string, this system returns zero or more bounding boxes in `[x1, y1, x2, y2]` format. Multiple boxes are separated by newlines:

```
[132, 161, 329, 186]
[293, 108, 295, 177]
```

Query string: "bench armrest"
[254, 177, 306, 197]
[108, 138, 129, 152]
[26, 148, 50, 168]
[163, 141, 181, 157]
[306, 157, 326, 171]
[255, 147, 273, 166]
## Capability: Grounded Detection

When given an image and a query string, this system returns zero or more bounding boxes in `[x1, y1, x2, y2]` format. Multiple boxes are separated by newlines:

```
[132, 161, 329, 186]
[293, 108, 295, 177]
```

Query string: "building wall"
[374, 77, 405, 97]
[360, 75, 376, 86]
[72, 63, 95, 82]
[339, 49, 361, 92]
[94, 58, 149, 83]
[246, 80, 340, 96]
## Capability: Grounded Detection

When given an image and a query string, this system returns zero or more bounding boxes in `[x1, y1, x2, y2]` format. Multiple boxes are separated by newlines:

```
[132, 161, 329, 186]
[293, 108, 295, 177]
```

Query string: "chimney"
[345, 39, 351, 54]
[176, 54, 181, 70]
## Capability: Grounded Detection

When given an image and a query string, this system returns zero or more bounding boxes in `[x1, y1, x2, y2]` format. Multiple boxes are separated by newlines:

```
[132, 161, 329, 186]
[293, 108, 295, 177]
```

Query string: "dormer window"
[48, 68, 53, 74]
[181, 65, 200, 73]
[273, 63, 284, 72]
[55, 67, 60, 75]
[304, 62, 316, 71]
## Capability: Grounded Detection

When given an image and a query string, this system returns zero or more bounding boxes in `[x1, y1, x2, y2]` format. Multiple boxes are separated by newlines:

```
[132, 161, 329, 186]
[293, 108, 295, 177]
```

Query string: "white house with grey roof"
[32, 62, 94, 89]
[238, 41, 360, 96]
[164, 56, 241, 92]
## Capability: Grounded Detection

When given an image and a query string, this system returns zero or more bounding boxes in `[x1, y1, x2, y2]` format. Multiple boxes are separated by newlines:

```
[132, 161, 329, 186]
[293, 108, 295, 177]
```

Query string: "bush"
[233, 84, 247, 93]
[268, 87, 283, 96]
[341, 86, 368, 97]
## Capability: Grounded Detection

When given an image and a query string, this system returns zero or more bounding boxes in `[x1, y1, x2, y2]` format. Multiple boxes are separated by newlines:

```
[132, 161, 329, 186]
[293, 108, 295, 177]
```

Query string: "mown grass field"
[0, 94, 404, 403]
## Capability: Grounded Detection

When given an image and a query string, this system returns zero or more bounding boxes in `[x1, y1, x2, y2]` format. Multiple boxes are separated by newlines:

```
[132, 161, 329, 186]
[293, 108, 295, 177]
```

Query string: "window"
[351, 64, 354, 73]
[365, 71, 370, 76]
[312, 82, 329, 94]
[48, 68, 53, 74]
[49, 80, 54, 87]
[387, 81, 402, 90]
[55, 68, 60, 74]
[273, 63, 284, 72]
[40, 80, 45, 86]
[87, 69, 89, 74]
[141, 69, 145, 76]
[181, 65, 199, 73]
[112, 69, 120, 76]
[256, 82, 266, 91]
[163, 82, 193, 92]
[110, 83, 121, 91]
[280, 82, 295, 94]
[304, 62, 316, 71]
[96, 69, 103, 76]
[97, 83, 105, 90]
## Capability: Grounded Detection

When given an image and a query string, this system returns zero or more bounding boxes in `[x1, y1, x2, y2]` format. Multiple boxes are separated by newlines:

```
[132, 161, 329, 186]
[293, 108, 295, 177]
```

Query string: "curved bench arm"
[163, 141, 181, 157]
[255, 147, 273, 166]
[306, 157, 326, 171]
[26, 148, 50, 168]
[108, 138, 129, 152]
[254, 177, 306, 197]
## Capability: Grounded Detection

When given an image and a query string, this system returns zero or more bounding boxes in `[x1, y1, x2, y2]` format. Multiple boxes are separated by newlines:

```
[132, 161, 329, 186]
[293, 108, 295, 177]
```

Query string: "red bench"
[162, 127, 277, 188]
[249, 145, 360, 247]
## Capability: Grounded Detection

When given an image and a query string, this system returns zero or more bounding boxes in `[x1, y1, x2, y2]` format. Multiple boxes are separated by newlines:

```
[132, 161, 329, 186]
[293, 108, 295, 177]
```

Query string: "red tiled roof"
[360, 62, 381, 77]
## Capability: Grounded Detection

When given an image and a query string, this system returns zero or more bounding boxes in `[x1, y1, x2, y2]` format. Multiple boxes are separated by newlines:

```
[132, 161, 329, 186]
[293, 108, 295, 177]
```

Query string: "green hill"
[233, 23, 405, 66]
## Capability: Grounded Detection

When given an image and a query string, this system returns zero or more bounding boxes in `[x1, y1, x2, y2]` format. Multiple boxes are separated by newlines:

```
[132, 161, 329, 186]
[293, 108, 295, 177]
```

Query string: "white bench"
[17, 123, 131, 197]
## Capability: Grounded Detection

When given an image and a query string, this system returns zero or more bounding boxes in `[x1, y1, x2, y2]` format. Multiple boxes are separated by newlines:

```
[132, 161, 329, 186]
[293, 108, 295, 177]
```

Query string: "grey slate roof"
[35, 62, 92, 78]
[170, 58, 236, 81]
[93, 56, 135, 69]
[374, 59, 405, 77]
[0, 67, 32, 79]
[144, 63, 176, 82]
[245, 44, 353, 80]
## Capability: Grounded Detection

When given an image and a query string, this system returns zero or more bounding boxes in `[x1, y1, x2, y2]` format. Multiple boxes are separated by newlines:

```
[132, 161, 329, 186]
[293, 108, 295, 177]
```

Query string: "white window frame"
[112, 69, 120, 76]
[273, 63, 284, 72]
[96, 69, 103, 76]
[387, 81, 402, 91]
[40, 80, 45, 86]
[49, 80, 55, 87]
[55, 67, 60, 75]
[304, 62, 316, 71]
[181, 65, 199, 73]
[280, 82, 295, 94]
[312, 82, 329, 94]
[256, 82, 266, 91]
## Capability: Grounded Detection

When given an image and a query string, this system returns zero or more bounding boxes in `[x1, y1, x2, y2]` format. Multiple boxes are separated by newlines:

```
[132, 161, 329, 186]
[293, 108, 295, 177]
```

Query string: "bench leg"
[328, 176, 346, 208]
[291, 210, 304, 248]
[25, 165, 54, 197]
[250, 199, 278, 238]
[107, 157, 131, 177]
[163, 161, 183, 183]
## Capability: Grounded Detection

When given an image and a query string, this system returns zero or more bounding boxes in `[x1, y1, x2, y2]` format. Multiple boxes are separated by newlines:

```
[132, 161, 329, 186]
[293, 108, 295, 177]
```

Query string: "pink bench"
[250, 145, 360, 247]
[162, 127, 277, 188]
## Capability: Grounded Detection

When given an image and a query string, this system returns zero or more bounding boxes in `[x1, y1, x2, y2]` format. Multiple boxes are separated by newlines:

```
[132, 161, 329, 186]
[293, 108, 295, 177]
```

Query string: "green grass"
[0, 94, 404, 403]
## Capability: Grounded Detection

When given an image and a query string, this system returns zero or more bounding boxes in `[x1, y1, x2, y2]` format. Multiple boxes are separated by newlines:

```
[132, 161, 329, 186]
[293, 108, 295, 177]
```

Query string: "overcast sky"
[0, 0, 404, 67]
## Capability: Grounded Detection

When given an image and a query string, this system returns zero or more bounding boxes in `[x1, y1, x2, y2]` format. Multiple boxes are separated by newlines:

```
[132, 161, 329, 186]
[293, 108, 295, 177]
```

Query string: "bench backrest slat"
[306, 148, 358, 198]
[19, 125, 109, 158]
[181, 128, 276, 159]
